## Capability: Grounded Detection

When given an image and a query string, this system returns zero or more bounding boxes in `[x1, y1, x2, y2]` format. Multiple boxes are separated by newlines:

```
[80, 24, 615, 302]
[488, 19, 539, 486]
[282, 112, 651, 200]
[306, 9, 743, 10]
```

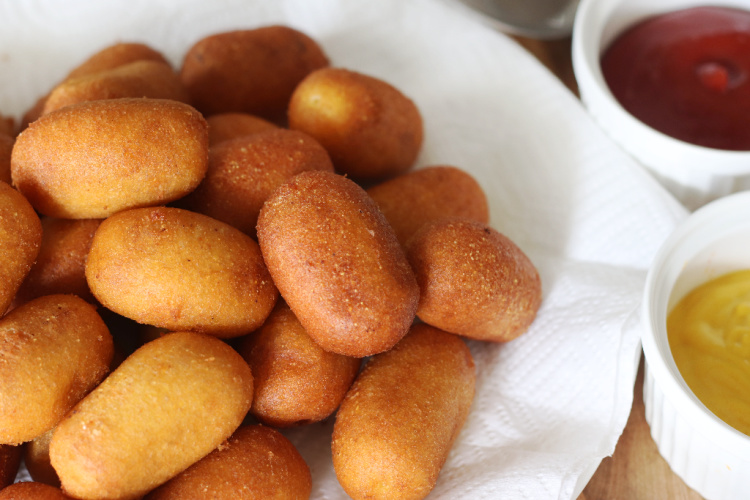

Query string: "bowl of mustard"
[642, 191, 750, 500]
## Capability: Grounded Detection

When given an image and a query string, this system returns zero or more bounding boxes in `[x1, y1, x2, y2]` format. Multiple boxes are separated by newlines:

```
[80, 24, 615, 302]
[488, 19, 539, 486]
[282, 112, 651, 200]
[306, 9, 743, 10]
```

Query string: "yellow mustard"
[667, 269, 750, 436]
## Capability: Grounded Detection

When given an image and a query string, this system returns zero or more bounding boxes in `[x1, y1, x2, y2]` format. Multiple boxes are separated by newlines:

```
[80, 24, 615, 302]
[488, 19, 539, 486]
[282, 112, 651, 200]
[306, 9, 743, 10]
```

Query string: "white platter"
[0, 0, 687, 498]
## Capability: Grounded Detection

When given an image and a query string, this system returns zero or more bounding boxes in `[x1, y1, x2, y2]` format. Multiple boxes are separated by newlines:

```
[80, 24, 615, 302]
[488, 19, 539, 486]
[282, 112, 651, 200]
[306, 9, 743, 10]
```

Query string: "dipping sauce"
[668, 269, 750, 436]
[601, 6, 750, 151]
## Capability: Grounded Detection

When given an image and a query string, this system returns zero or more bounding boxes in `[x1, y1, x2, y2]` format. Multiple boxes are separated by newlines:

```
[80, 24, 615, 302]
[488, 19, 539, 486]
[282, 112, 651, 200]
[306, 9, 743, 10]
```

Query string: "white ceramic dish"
[572, 0, 750, 211]
[642, 191, 750, 500]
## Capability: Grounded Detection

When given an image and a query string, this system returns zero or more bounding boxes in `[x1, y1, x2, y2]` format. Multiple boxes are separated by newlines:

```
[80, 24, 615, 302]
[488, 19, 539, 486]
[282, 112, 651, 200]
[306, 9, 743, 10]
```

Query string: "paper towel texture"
[0, 0, 687, 498]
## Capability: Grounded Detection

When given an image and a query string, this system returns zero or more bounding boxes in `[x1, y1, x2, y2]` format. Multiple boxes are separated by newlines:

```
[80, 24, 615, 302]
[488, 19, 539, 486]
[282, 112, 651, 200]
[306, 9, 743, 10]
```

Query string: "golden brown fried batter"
[0, 295, 113, 445]
[43, 60, 190, 115]
[181, 26, 329, 121]
[20, 42, 171, 130]
[367, 165, 490, 247]
[24, 428, 59, 487]
[50, 332, 253, 500]
[145, 425, 311, 499]
[12, 98, 209, 219]
[0, 482, 74, 499]
[205, 112, 278, 146]
[181, 128, 333, 237]
[0, 181, 41, 315]
[239, 302, 360, 427]
[86, 207, 278, 338]
[288, 67, 423, 181]
[13, 218, 101, 307]
[0, 134, 13, 184]
[0, 444, 22, 489]
[332, 324, 475, 500]
[257, 171, 419, 357]
[407, 218, 542, 342]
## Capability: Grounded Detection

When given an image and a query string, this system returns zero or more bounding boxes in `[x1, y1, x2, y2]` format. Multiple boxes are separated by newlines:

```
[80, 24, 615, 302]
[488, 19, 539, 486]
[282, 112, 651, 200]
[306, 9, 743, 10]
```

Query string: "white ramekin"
[642, 191, 750, 500]
[572, 0, 750, 211]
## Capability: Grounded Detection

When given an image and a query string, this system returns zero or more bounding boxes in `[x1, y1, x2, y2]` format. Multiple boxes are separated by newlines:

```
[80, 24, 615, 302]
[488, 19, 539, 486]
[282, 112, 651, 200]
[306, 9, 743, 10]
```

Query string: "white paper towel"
[0, 0, 689, 498]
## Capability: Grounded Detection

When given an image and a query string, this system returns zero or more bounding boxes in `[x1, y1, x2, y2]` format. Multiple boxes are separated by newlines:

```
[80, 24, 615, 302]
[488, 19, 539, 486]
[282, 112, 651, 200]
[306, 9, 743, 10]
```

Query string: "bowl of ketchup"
[572, 0, 750, 210]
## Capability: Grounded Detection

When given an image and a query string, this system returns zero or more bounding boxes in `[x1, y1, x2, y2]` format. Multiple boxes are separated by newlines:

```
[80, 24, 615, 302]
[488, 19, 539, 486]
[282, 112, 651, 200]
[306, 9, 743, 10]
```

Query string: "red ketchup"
[601, 6, 750, 151]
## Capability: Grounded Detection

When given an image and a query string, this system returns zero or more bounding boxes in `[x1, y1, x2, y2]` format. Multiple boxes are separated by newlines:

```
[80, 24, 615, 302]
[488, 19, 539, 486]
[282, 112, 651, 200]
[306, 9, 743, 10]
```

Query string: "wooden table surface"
[508, 35, 704, 500]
